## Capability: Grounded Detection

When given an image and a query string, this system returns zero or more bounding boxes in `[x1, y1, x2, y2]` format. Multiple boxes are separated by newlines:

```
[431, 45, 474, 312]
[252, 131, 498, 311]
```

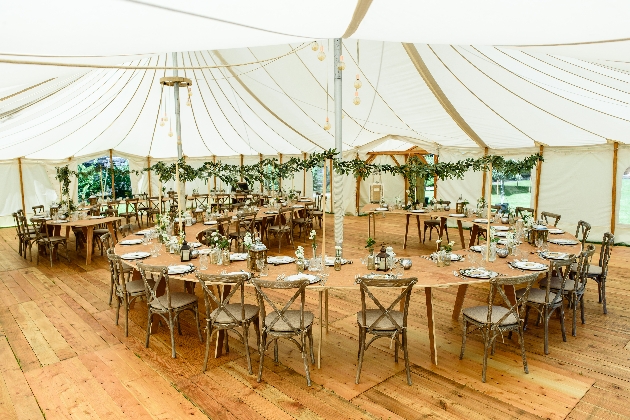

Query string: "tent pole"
[533, 145, 544, 218]
[404, 155, 409, 205]
[303, 152, 307, 195]
[18, 157, 26, 214]
[279, 153, 283, 191]
[322, 158, 327, 264]
[147, 156, 152, 196]
[172, 52, 184, 227]
[486, 161, 492, 262]
[611, 141, 619, 234]
[240, 154, 244, 181]
[481, 147, 488, 198]
[109, 149, 115, 200]
[213, 156, 217, 191]
[333, 38, 344, 249]
[433, 154, 438, 199]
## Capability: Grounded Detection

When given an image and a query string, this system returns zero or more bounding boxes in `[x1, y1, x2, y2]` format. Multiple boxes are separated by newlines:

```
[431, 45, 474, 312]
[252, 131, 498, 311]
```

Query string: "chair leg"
[403, 331, 411, 385]
[601, 278, 607, 314]
[572, 295, 578, 337]
[203, 324, 213, 372]
[481, 332, 490, 383]
[394, 338, 399, 363]
[355, 328, 366, 385]
[145, 312, 152, 348]
[243, 323, 253, 375]
[523, 306, 530, 330]
[257, 332, 267, 383]
[308, 327, 315, 364]
[115, 295, 121, 326]
[301, 333, 312, 386]
[597, 281, 602, 303]
[580, 295, 586, 325]
[559, 306, 567, 342]
[108, 276, 114, 306]
[195, 306, 203, 343]
[459, 319, 467, 360]
[518, 326, 529, 375]
[543, 311, 549, 355]
[168, 312, 177, 358]
[273, 339, 279, 363]
[123, 294, 130, 337]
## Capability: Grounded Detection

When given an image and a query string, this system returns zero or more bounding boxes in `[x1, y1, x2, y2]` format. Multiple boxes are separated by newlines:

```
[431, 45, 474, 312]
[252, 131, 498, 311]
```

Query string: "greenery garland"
[55, 150, 543, 194]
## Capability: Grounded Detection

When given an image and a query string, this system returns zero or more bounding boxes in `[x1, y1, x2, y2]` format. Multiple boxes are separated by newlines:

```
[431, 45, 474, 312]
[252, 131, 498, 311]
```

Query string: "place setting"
[168, 264, 196, 276]
[119, 238, 143, 245]
[548, 238, 579, 245]
[267, 256, 295, 265]
[120, 251, 151, 261]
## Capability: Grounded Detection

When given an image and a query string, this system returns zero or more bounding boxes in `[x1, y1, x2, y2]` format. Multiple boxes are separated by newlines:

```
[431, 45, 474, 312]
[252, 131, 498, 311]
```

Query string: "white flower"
[448, 241, 455, 247]
[309, 230, 316, 240]
[436, 238, 442, 244]
[295, 246, 304, 259]
[335, 245, 341, 250]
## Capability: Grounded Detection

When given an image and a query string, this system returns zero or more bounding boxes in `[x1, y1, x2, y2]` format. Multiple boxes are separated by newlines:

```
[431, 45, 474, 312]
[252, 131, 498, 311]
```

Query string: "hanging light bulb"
[354, 74, 362, 89]
[168, 121, 173, 137]
[159, 117, 165, 127]
[317, 46, 326, 61]
[163, 113, 168, 122]
[186, 97, 191, 107]
[311, 40, 319, 51]
[337, 55, 346, 71]
[188, 87, 192, 97]
[353, 90, 361, 105]
[323, 116, 331, 130]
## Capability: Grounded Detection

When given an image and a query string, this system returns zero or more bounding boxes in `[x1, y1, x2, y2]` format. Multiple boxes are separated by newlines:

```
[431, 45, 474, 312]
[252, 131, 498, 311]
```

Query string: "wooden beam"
[279, 153, 283, 191]
[109, 149, 115, 200]
[18, 157, 26, 214]
[147, 156, 152, 196]
[481, 147, 489, 198]
[611, 141, 619, 234]
[303, 152, 307, 195]
[259, 154, 264, 193]
[404, 155, 409, 205]
[390, 155, 401, 167]
[240, 154, 244, 181]
[367, 149, 429, 156]
[403, 43, 487, 149]
[213, 156, 217, 191]
[433, 154, 438, 199]
[533, 145, 544, 218]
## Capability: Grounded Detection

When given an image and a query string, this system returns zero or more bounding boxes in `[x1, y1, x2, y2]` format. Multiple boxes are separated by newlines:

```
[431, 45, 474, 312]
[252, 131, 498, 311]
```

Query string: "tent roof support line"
[402, 43, 487, 149]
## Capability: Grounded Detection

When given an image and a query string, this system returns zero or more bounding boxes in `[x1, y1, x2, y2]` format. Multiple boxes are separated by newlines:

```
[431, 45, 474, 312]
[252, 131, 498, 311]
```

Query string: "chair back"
[542, 257, 575, 305]
[13, 212, 22, 237]
[137, 263, 174, 311]
[575, 220, 591, 246]
[275, 207, 294, 231]
[196, 272, 250, 326]
[125, 198, 139, 214]
[32, 205, 45, 215]
[104, 208, 118, 217]
[540, 211, 561, 227]
[118, 223, 133, 238]
[597, 232, 614, 275]
[486, 273, 538, 325]
[515, 207, 535, 219]
[106, 249, 130, 295]
[237, 211, 257, 236]
[29, 217, 49, 242]
[571, 245, 596, 294]
[100, 232, 112, 250]
[355, 277, 417, 333]
[216, 216, 231, 237]
[252, 279, 309, 333]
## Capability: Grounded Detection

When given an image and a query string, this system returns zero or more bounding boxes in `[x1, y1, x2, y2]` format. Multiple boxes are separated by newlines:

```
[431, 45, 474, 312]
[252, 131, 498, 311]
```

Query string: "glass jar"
[367, 250, 376, 270]
[334, 250, 342, 271]
[296, 258, 305, 274]
[443, 251, 452, 266]
[221, 249, 230, 266]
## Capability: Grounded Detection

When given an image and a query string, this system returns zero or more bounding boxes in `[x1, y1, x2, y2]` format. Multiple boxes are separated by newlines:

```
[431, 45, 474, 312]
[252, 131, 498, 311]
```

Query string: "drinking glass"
[199, 254, 209, 270]
[257, 260, 268, 277]
[150, 243, 159, 257]
[394, 261, 404, 278]
[467, 251, 478, 269]
[535, 237, 543, 251]
[519, 248, 529, 262]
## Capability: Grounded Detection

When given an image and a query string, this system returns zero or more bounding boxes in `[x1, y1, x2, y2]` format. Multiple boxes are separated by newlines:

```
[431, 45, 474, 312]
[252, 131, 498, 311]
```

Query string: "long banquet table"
[114, 209, 582, 368]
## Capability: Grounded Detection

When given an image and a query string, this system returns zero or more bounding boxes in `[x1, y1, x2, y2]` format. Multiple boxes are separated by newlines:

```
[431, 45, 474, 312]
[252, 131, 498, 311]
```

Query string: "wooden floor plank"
[0, 338, 43, 420]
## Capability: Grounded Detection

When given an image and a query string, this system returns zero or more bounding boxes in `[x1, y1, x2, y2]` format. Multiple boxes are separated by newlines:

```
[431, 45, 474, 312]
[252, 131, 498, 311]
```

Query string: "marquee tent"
[1, 0, 630, 243]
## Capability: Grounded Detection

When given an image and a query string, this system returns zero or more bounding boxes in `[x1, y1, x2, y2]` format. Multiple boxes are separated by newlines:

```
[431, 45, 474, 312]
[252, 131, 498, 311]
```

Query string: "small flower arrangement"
[365, 237, 376, 253]
[522, 214, 534, 229]
[489, 226, 500, 243]
[244, 232, 253, 250]
[209, 231, 230, 250]
[309, 229, 317, 249]
[436, 238, 455, 252]
[295, 246, 305, 260]
[476, 196, 486, 212]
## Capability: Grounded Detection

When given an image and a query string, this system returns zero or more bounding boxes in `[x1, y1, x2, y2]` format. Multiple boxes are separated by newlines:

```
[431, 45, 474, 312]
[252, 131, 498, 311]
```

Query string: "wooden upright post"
[147, 156, 152, 196]
[240, 154, 244, 181]
[213, 156, 217, 190]
[433, 154, 438, 199]
[533, 145, 544, 218]
[18, 158, 26, 214]
[611, 141, 619, 234]
[481, 147, 489, 198]
[303, 152, 307, 194]
[279, 153, 283, 191]
[109, 149, 115, 200]
[259, 154, 264, 192]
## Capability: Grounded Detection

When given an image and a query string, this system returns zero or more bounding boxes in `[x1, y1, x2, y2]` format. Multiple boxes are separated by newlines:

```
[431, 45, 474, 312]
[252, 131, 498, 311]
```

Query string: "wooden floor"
[1, 215, 629, 419]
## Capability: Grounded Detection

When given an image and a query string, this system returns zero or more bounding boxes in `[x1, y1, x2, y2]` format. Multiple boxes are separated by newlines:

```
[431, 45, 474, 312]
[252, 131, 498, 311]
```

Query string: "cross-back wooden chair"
[13, 212, 24, 257]
[137, 263, 203, 358]
[31, 205, 45, 215]
[460, 273, 538, 382]
[229, 211, 256, 252]
[588, 232, 614, 314]
[31, 218, 70, 267]
[119, 198, 141, 228]
[196, 273, 260, 373]
[312, 194, 323, 229]
[515, 207, 535, 219]
[268, 207, 294, 252]
[107, 249, 149, 336]
[540, 211, 561, 227]
[17, 216, 37, 261]
[252, 278, 314, 386]
[355, 276, 417, 385]
[575, 220, 591, 247]
[518, 257, 574, 354]
[292, 205, 314, 241]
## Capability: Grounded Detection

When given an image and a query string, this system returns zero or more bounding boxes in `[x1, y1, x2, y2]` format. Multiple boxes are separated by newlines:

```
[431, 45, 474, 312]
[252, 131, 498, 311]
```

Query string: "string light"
[317, 45, 326, 61]
[354, 74, 362, 89]
[168, 121, 173, 137]
[337, 55, 345, 71]
[353, 90, 361, 105]
[311, 41, 319, 51]
[159, 117, 165, 127]
[323, 117, 331, 130]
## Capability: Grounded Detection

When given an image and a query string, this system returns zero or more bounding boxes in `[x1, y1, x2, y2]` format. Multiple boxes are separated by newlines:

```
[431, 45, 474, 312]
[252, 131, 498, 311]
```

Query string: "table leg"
[457, 220, 466, 250]
[439, 217, 447, 241]
[65, 226, 70, 240]
[403, 214, 410, 249]
[317, 290, 323, 369]
[324, 289, 329, 333]
[416, 216, 422, 244]
[85, 226, 94, 265]
[452, 284, 468, 320]
[425, 287, 437, 365]
[469, 224, 479, 248]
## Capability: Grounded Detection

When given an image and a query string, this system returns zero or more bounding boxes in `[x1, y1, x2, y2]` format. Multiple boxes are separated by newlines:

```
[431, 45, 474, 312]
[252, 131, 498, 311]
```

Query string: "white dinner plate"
[286, 274, 320, 284]
[197, 248, 212, 255]
[431, 253, 462, 261]
[473, 218, 488, 223]
[324, 257, 351, 266]
[459, 268, 498, 279]
[511, 261, 547, 271]
[411, 209, 427, 213]
[90, 215, 105, 219]
[168, 265, 194, 275]
[188, 242, 202, 248]
[204, 220, 217, 225]
[540, 251, 570, 260]
[120, 252, 150, 260]
[120, 239, 142, 245]
[375, 208, 389, 211]
[267, 256, 295, 265]
[493, 226, 510, 231]
[230, 253, 248, 261]
[292, 205, 305, 208]
[548, 229, 564, 234]
[470, 245, 483, 252]
[449, 213, 466, 218]
[135, 229, 152, 236]
[494, 231, 508, 237]
[549, 239, 579, 245]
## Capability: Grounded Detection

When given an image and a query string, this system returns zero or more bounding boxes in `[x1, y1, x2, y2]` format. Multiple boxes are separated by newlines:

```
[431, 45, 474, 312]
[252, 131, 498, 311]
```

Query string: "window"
[311, 165, 331, 194]
[490, 171, 532, 209]
[620, 167, 630, 224]
[77, 156, 132, 202]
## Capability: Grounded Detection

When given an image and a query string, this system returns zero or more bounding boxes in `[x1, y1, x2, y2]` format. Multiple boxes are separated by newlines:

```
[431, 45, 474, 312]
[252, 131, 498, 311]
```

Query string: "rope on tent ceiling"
[0, 43, 312, 70]
[148, 74, 166, 158]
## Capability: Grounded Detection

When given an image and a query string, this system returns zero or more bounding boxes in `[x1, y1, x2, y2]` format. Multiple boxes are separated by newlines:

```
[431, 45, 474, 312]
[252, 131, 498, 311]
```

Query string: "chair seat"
[94, 229, 110, 235]
[462, 305, 518, 325]
[357, 309, 404, 330]
[540, 276, 575, 292]
[122, 279, 149, 295]
[269, 226, 290, 232]
[40, 236, 67, 243]
[150, 292, 198, 310]
[265, 310, 313, 331]
[516, 288, 557, 305]
[425, 220, 440, 226]
[587, 265, 602, 277]
[210, 303, 259, 324]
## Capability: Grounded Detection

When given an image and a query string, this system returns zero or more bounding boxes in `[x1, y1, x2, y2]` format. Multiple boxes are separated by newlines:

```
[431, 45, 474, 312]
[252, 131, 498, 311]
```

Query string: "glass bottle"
[367, 249, 376, 270]
[334, 249, 342, 271]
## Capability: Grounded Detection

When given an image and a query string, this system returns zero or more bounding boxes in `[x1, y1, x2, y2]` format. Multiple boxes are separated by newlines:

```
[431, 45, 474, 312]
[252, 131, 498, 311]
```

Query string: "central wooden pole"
[109, 149, 115, 200]
[18, 157, 26, 214]
[611, 141, 619, 234]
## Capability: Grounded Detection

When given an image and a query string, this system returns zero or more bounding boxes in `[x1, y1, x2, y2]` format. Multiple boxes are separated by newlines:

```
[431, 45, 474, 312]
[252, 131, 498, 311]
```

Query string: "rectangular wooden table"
[49, 216, 123, 265]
